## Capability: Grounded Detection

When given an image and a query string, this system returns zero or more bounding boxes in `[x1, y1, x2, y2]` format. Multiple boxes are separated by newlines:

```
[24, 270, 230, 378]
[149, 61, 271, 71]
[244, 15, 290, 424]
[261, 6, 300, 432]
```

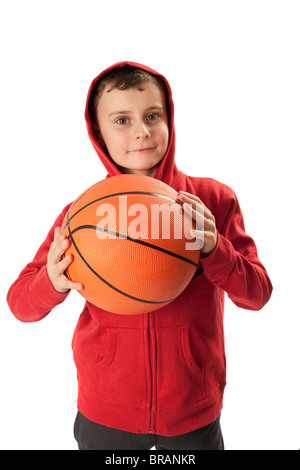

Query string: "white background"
[1, 0, 299, 450]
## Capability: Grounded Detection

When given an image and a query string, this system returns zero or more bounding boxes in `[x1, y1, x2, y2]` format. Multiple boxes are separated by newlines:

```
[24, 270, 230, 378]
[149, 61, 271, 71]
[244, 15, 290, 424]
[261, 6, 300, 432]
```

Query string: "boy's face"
[94, 82, 169, 176]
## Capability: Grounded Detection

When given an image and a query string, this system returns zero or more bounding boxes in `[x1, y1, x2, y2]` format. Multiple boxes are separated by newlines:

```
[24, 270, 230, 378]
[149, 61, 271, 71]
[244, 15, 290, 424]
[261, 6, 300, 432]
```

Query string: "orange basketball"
[61, 174, 200, 315]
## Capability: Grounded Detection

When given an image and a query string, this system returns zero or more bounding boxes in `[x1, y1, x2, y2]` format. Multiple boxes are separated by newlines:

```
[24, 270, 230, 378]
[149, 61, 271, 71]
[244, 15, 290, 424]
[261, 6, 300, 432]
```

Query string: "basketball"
[61, 174, 200, 315]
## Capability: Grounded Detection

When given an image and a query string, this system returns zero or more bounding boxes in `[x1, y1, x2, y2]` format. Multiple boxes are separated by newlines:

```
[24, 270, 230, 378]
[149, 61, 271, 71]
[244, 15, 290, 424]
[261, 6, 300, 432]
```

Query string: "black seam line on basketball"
[61, 182, 101, 233]
[61, 191, 180, 233]
[69, 224, 198, 268]
[66, 219, 176, 305]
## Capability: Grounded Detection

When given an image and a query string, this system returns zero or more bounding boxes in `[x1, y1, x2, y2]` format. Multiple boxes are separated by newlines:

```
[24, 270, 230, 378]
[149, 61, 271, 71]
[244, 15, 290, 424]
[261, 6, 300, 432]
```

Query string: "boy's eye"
[116, 117, 129, 125]
[147, 113, 159, 121]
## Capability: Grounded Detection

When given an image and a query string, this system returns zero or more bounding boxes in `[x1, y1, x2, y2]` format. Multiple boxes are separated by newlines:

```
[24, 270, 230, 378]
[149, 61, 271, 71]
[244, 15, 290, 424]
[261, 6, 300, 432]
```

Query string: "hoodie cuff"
[31, 264, 70, 308]
[200, 233, 236, 285]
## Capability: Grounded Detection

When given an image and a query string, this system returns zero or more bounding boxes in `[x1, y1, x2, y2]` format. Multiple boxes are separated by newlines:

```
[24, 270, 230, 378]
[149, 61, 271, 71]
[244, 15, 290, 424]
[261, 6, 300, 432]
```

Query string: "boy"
[7, 61, 272, 450]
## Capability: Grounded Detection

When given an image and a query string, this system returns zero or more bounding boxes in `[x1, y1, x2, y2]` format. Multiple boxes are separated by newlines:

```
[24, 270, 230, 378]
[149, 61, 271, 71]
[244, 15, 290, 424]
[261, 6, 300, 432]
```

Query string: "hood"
[85, 61, 180, 186]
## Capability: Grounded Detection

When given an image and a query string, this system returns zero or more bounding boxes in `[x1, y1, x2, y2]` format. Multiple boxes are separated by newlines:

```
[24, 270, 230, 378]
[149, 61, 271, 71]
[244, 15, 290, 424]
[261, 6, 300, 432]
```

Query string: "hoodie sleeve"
[200, 188, 273, 311]
[7, 205, 72, 323]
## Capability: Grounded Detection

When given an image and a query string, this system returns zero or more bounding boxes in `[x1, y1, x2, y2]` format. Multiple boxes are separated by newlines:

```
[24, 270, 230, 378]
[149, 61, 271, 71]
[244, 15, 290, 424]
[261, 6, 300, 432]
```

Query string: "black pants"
[74, 411, 224, 450]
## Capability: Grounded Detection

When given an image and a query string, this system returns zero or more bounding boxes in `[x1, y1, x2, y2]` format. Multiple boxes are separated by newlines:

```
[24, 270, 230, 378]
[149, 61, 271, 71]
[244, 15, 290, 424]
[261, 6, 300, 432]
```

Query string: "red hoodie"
[7, 61, 272, 436]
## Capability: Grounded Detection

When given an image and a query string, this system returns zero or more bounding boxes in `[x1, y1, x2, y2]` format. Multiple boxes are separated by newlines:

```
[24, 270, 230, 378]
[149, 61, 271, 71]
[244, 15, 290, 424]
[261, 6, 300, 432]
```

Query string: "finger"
[50, 237, 71, 265]
[50, 227, 67, 254]
[64, 278, 84, 291]
[183, 201, 206, 220]
[58, 274, 84, 292]
[53, 226, 61, 241]
[178, 191, 201, 203]
[183, 203, 205, 234]
[183, 202, 203, 219]
[183, 203, 217, 233]
[190, 229, 205, 239]
[58, 252, 74, 273]
[177, 192, 211, 217]
[57, 256, 83, 291]
[177, 191, 206, 207]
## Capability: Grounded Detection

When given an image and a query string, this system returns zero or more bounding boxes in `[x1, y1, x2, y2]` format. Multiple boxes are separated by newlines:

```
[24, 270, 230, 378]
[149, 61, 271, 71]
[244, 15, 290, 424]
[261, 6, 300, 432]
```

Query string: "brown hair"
[88, 64, 168, 124]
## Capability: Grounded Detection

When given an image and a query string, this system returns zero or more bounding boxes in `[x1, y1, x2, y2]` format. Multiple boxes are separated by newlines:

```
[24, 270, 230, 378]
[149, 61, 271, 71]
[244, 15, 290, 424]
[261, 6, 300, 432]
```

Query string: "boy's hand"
[47, 227, 83, 293]
[176, 191, 217, 257]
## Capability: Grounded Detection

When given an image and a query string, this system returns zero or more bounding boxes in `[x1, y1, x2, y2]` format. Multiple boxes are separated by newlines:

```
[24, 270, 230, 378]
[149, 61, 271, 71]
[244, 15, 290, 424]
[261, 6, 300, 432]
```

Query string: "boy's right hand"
[46, 227, 83, 293]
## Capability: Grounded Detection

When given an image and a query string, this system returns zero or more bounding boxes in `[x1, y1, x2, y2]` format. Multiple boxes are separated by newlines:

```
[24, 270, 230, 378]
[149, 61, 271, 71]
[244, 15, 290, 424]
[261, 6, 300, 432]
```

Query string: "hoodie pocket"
[156, 326, 207, 408]
[96, 327, 147, 406]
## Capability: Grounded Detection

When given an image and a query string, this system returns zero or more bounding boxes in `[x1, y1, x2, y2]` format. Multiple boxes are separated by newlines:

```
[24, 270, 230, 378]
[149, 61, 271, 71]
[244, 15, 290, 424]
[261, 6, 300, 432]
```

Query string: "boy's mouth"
[129, 147, 155, 153]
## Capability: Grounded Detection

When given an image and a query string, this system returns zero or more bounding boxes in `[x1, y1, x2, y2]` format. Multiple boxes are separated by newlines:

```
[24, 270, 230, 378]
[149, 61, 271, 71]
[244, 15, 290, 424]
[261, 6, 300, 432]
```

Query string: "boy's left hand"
[176, 191, 217, 257]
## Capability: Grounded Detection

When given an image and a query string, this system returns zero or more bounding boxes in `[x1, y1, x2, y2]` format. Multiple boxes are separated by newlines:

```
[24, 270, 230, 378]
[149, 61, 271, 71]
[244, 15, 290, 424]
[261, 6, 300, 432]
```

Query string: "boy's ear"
[91, 122, 104, 146]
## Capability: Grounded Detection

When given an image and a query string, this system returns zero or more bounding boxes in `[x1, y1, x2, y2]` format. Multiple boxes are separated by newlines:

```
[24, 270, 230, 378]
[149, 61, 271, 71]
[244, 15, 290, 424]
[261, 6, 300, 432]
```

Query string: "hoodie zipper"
[147, 312, 155, 433]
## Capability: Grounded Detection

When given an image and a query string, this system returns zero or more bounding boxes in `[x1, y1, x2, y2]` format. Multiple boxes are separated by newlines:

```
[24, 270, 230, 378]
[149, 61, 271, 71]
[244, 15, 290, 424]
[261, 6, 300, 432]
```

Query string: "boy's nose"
[134, 120, 151, 139]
